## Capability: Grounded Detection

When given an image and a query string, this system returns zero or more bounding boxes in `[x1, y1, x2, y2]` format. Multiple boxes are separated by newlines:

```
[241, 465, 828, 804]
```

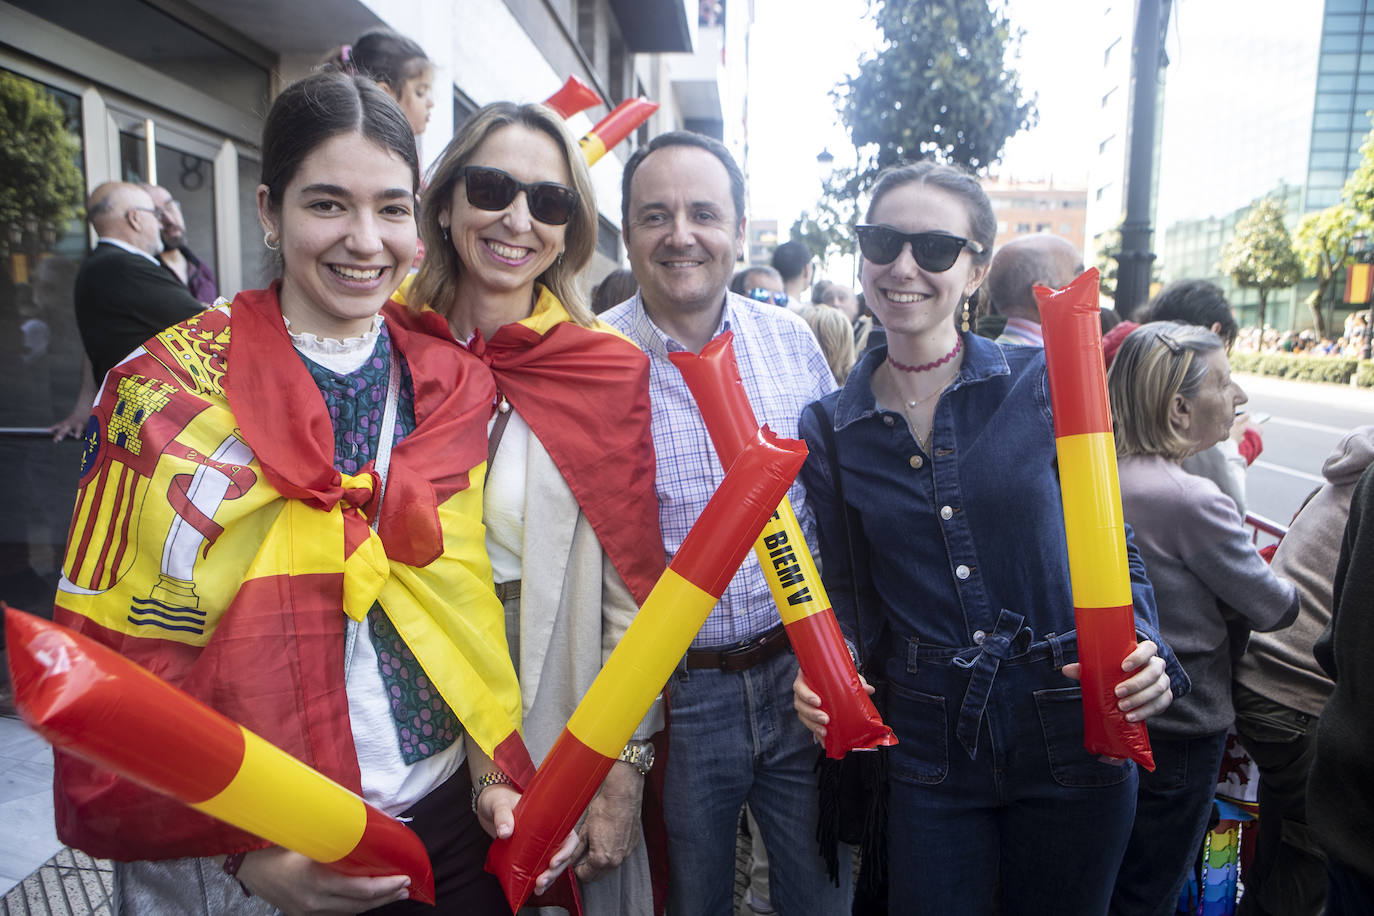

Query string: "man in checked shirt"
[603, 132, 845, 916]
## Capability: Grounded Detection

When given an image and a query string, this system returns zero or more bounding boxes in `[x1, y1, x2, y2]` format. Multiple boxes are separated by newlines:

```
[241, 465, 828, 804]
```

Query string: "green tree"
[790, 171, 857, 271]
[1218, 196, 1302, 331]
[1293, 203, 1368, 339]
[836, 0, 1036, 184]
[0, 71, 84, 246]
[1344, 120, 1374, 223]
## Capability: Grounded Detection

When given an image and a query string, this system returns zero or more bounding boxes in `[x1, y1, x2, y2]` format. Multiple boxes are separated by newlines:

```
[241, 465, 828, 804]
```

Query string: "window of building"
[1319, 72, 1357, 93]
[1099, 135, 1114, 154]
[1096, 186, 1108, 201]
[1035, 223, 1051, 232]
[1325, 12, 1363, 33]
[1323, 53, 1359, 74]
[116, 118, 218, 288]
[1327, 0, 1364, 14]
[1324, 32, 1361, 53]
[1317, 91, 1352, 111]
[1310, 150, 1349, 170]
[0, 67, 89, 591]
[577, 0, 599, 64]
[1015, 222, 1031, 233]
[1312, 129, 1349, 150]
[1315, 110, 1353, 130]
[1101, 87, 1116, 108]
[1060, 223, 1073, 234]
[1104, 38, 1120, 67]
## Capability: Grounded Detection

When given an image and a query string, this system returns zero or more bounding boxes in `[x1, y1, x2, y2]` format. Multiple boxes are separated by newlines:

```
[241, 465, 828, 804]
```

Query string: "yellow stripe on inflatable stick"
[485, 428, 806, 912]
[1035, 268, 1155, 770]
[3, 607, 437, 903]
[669, 332, 895, 758]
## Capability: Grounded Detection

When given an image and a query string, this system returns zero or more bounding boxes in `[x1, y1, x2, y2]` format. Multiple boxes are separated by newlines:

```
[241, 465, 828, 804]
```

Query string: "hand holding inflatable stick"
[1035, 269, 1155, 770]
[3, 607, 437, 904]
[485, 427, 807, 911]
[670, 332, 896, 758]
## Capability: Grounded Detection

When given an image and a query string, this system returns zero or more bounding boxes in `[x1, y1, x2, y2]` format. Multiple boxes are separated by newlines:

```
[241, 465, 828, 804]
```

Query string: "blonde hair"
[408, 101, 597, 325]
[1108, 321, 1225, 460]
[802, 305, 857, 385]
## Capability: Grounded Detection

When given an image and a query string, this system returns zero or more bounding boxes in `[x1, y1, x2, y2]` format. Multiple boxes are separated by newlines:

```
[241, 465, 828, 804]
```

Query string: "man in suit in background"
[74, 182, 203, 385]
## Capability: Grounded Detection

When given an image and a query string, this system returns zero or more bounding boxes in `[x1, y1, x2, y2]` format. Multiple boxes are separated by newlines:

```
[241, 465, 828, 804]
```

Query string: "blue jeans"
[663, 649, 851, 916]
[1109, 731, 1229, 916]
[885, 631, 1138, 915]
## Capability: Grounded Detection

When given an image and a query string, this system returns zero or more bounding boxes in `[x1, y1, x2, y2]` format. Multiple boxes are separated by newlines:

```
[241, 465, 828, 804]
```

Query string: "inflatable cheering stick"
[543, 75, 602, 118]
[3, 607, 437, 903]
[580, 98, 659, 166]
[669, 332, 895, 758]
[1035, 269, 1155, 770]
[486, 427, 807, 911]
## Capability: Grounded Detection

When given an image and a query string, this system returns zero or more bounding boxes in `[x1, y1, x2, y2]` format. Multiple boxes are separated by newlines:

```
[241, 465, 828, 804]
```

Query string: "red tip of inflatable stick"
[787, 612, 896, 757]
[669, 331, 757, 462]
[1075, 604, 1155, 771]
[586, 98, 660, 152]
[543, 75, 602, 118]
[1037, 268, 1112, 439]
[330, 806, 435, 905]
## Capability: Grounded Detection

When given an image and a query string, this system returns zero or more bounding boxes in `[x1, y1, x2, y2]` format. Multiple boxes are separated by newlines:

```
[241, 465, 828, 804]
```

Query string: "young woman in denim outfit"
[793, 161, 1187, 914]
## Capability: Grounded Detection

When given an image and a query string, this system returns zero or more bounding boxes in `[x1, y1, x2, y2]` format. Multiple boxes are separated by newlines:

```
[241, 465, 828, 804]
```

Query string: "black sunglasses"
[461, 166, 579, 226]
[854, 224, 985, 271]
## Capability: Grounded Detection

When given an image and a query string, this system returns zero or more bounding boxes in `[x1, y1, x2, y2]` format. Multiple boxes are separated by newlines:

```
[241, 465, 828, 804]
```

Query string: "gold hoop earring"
[263, 230, 280, 251]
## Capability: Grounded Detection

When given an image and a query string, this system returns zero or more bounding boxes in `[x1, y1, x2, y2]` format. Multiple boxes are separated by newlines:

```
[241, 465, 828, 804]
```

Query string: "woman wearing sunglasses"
[52, 72, 575, 915]
[398, 102, 665, 915]
[793, 161, 1185, 914]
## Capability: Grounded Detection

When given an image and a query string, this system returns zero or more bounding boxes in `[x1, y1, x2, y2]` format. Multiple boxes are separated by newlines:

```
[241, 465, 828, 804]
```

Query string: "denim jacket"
[799, 335, 1189, 736]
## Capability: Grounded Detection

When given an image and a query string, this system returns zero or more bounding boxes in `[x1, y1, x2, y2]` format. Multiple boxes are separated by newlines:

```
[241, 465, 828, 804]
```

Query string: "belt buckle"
[717, 637, 761, 672]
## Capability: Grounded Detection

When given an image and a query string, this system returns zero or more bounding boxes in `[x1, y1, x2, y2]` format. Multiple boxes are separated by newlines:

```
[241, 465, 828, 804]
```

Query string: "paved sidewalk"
[0, 714, 114, 915]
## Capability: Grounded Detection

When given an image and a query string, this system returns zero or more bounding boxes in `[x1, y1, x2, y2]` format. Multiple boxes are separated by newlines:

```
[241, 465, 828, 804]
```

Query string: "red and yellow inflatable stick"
[579, 98, 659, 166]
[486, 427, 807, 911]
[1035, 268, 1155, 770]
[669, 332, 895, 758]
[3, 607, 436, 904]
[543, 75, 602, 118]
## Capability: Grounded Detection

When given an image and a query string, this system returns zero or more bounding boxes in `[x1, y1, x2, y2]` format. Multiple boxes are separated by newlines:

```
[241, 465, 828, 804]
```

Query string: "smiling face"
[257, 131, 416, 340]
[624, 144, 745, 321]
[1177, 347, 1248, 455]
[441, 124, 570, 310]
[392, 66, 433, 136]
[859, 182, 987, 340]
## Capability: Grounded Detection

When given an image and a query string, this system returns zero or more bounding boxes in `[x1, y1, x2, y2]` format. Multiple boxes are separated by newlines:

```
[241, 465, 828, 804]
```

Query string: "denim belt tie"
[949, 608, 1031, 759]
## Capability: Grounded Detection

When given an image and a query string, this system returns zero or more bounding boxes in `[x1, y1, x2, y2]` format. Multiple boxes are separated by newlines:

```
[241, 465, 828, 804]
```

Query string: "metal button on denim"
[955, 564, 970, 580]
[883, 414, 895, 426]
[909, 455, 923, 469]
[940, 505, 953, 519]
[973, 629, 986, 644]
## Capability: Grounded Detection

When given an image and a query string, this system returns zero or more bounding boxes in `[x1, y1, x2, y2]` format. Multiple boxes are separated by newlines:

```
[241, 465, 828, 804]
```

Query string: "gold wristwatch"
[617, 740, 655, 776]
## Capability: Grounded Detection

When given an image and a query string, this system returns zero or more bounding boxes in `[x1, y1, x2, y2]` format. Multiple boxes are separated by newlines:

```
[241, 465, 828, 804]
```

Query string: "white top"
[485, 407, 530, 585]
[289, 314, 463, 815]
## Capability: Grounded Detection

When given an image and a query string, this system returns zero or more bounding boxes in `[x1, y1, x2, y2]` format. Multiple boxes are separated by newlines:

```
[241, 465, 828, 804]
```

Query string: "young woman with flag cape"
[50, 71, 574, 915]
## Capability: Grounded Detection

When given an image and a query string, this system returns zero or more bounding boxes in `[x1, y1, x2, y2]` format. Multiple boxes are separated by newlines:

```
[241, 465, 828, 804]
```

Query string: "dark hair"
[771, 240, 812, 282]
[260, 70, 419, 211]
[326, 30, 431, 89]
[591, 268, 639, 315]
[1142, 279, 1238, 350]
[729, 265, 782, 296]
[621, 130, 746, 228]
[864, 161, 995, 265]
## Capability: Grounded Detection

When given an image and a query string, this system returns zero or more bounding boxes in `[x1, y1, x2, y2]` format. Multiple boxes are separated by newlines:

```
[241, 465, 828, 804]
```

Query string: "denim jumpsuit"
[799, 336, 1189, 915]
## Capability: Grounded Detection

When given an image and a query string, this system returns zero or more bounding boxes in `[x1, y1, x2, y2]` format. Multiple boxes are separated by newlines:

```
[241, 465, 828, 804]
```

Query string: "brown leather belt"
[495, 581, 520, 603]
[685, 625, 791, 672]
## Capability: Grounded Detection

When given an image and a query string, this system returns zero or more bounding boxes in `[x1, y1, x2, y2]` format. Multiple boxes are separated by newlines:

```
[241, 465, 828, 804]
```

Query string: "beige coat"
[506, 430, 662, 916]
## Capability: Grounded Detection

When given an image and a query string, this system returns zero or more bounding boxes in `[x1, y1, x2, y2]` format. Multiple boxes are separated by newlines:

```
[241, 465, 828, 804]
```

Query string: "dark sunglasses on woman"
[461, 166, 579, 226]
[854, 224, 985, 272]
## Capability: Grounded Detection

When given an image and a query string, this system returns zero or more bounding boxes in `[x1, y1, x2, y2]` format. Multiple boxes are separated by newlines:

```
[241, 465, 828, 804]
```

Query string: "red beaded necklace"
[889, 336, 962, 373]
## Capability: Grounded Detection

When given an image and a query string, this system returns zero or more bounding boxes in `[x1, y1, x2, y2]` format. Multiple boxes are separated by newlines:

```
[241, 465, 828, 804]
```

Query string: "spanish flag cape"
[52, 284, 532, 860]
[392, 280, 663, 604]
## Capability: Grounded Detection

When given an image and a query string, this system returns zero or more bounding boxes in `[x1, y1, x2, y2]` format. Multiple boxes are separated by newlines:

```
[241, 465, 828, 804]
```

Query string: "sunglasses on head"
[854, 224, 985, 271]
[747, 287, 789, 307]
[461, 166, 579, 226]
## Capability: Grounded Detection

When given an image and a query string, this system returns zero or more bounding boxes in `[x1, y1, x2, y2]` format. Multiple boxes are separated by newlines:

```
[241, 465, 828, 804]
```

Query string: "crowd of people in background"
[18, 21, 1374, 916]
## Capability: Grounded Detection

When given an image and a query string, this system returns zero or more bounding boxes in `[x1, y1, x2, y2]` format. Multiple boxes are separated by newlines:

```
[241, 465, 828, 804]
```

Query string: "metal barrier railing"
[1244, 511, 1288, 545]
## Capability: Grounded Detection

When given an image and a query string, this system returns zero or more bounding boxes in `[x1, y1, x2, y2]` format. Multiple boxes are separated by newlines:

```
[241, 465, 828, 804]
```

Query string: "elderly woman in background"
[1107, 322, 1298, 916]
[397, 101, 665, 914]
